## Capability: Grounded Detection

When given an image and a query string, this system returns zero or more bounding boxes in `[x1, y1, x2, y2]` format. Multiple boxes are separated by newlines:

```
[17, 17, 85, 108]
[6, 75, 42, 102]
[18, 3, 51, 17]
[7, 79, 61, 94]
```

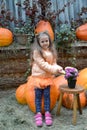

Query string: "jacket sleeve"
[33, 50, 62, 74]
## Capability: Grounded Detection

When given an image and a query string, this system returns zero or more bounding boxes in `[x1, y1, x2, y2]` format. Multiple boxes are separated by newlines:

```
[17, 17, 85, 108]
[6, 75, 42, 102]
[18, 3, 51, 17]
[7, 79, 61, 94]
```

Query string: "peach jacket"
[31, 49, 61, 78]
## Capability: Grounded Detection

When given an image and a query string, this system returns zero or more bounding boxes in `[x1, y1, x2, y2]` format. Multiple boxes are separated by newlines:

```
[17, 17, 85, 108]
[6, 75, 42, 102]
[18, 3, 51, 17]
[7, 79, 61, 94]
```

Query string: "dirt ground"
[0, 88, 87, 130]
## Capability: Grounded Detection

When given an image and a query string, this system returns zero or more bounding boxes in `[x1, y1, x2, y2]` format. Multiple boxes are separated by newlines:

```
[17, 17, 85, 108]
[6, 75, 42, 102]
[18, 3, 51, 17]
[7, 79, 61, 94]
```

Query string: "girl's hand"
[59, 69, 65, 74]
[56, 65, 65, 74]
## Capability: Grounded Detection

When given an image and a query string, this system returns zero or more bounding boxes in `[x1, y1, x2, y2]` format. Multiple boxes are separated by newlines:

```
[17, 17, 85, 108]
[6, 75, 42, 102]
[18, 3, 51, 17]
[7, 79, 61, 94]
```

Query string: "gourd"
[0, 28, 13, 46]
[62, 92, 86, 109]
[76, 23, 87, 41]
[35, 20, 54, 41]
[25, 80, 58, 114]
[15, 84, 27, 105]
[53, 75, 67, 100]
[16, 79, 58, 114]
[77, 68, 87, 90]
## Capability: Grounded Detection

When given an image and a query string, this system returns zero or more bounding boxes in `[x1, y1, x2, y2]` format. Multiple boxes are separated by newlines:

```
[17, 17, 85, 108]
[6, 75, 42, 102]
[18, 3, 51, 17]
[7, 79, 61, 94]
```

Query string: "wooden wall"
[0, 44, 29, 89]
[0, 42, 87, 89]
[58, 41, 87, 69]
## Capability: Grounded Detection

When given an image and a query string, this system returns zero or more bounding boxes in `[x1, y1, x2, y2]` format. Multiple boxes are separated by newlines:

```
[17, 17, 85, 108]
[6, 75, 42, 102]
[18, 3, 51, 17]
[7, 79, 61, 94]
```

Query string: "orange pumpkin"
[35, 20, 54, 41]
[53, 75, 67, 100]
[62, 92, 87, 109]
[25, 80, 58, 114]
[0, 28, 13, 46]
[15, 83, 27, 105]
[77, 68, 87, 90]
[76, 23, 87, 41]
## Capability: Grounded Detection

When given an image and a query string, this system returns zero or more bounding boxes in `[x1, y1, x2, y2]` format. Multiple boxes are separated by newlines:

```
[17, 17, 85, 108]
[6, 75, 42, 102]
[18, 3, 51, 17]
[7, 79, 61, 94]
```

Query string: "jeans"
[35, 86, 50, 113]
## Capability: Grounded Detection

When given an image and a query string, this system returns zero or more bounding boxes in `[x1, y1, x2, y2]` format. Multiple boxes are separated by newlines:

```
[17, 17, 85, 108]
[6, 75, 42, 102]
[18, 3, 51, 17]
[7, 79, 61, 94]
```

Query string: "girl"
[28, 31, 65, 127]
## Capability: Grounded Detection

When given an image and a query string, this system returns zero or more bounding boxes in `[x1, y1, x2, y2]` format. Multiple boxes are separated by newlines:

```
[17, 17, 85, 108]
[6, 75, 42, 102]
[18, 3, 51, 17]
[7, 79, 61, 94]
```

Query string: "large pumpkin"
[76, 23, 87, 41]
[53, 75, 67, 100]
[35, 20, 54, 41]
[25, 80, 58, 114]
[77, 68, 87, 90]
[0, 28, 13, 46]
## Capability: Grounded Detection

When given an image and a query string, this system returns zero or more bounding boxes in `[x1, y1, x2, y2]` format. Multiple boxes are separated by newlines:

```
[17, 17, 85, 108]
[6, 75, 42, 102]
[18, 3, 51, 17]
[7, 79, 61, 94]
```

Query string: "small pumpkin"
[0, 28, 13, 46]
[76, 23, 87, 41]
[77, 68, 87, 90]
[25, 80, 58, 114]
[15, 83, 27, 105]
[35, 20, 54, 41]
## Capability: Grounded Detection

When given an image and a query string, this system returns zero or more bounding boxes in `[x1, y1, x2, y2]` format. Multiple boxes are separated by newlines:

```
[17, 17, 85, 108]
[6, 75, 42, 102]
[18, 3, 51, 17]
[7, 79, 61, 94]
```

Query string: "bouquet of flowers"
[64, 67, 79, 88]
[64, 67, 78, 81]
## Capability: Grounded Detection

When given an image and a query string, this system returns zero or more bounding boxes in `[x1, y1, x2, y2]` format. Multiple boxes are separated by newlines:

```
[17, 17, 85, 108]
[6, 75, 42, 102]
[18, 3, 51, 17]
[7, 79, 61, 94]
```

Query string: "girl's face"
[39, 35, 50, 50]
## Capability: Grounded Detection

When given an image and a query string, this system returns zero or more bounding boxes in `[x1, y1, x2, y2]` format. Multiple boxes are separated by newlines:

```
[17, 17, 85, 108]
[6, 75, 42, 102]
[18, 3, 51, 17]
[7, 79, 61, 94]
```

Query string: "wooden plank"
[0, 46, 30, 60]
[0, 76, 26, 89]
[0, 59, 28, 74]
